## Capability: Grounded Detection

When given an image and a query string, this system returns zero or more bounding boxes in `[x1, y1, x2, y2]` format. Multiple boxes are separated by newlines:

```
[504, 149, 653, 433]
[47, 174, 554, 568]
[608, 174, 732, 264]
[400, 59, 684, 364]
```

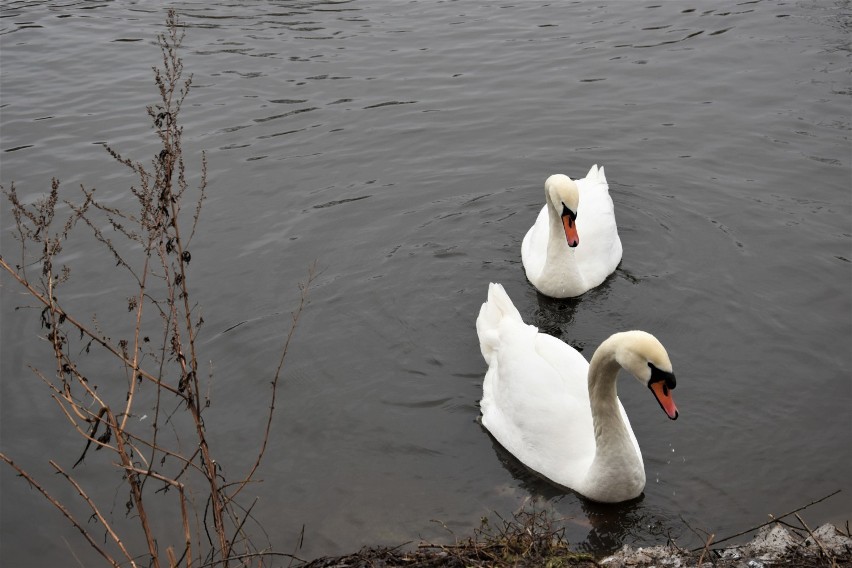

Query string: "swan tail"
[476, 283, 522, 362]
[585, 164, 608, 186]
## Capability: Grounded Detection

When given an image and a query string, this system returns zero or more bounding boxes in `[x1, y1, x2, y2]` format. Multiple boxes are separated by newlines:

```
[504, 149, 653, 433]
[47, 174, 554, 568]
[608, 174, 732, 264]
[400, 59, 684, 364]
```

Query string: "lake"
[1, 1, 850, 565]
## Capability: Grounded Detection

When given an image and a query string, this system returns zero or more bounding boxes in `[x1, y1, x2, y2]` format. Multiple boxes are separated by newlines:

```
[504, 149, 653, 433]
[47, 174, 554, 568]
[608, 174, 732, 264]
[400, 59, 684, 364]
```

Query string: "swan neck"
[587, 341, 636, 456]
[582, 343, 646, 502]
[545, 192, 574, 264]
[587, 345, 622, 425]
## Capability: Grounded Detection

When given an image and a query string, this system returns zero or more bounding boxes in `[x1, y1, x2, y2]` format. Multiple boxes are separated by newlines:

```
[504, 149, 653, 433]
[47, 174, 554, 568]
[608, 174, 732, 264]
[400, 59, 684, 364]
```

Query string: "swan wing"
[521, 205, 548, 281]
[480, 316, 596, 488]
[574, 165, 622, 286]
[537, 332, 640, 473]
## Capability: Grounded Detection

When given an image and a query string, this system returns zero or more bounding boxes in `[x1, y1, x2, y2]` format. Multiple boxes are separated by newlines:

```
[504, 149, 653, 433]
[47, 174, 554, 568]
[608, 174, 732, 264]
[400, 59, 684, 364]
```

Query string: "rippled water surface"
[2, 1, 850, 565]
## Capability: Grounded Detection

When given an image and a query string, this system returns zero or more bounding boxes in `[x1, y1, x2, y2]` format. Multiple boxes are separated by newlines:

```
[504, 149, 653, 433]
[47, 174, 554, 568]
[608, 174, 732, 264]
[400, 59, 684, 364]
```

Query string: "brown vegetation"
[302, 510, 598, 568]
[1, 9, 313, 567]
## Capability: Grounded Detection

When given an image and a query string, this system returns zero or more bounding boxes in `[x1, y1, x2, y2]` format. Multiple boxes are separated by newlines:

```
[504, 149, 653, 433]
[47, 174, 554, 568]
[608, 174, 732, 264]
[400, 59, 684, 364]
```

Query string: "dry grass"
[301, 510, 598, 568]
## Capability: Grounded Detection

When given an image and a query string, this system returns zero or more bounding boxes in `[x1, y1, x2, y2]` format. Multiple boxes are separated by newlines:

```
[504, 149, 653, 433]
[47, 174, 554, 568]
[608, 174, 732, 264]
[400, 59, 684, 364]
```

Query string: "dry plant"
[298, 509, 598, 567]
[291, 506, 601, 568]
[0, 9, 313, 568]
[429, 509, 597, 567]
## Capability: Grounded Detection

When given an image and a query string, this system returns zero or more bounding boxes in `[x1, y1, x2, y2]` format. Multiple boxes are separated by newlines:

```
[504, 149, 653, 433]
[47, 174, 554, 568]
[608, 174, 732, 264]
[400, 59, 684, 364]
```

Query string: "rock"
[728, 524, 798, 561]
[804, 522, 852, 556]
[600, 523, 852, 568]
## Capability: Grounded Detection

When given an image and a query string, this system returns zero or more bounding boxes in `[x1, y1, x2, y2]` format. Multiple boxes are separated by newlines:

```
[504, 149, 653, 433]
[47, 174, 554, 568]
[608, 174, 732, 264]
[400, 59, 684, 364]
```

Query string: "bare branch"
[1, 453, 122, 568]
[227, 263, 316, 507]
[50, 461, 139, 567]
[0, 256, 182, 397]
[693, 489, 843, 552]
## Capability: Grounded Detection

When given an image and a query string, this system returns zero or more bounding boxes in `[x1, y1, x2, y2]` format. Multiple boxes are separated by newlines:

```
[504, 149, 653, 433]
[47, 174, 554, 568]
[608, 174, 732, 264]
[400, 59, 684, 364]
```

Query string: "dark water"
[1, 1, 850, 565]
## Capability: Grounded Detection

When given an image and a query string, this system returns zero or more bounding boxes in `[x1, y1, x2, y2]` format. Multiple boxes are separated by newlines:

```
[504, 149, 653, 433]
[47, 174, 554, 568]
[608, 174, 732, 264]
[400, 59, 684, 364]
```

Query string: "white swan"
[521, 165, 622, 298]
[476, 283, 678, 503]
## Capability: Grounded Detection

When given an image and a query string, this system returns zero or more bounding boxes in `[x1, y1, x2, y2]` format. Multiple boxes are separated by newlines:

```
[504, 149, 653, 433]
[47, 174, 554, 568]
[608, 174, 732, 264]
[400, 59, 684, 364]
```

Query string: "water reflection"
[484, 430, 681, 555]
[528, 272, 618, 345]
[531, 291, 581, 337]
[579, 498, 646, 554]
[577, 498, 681, 555]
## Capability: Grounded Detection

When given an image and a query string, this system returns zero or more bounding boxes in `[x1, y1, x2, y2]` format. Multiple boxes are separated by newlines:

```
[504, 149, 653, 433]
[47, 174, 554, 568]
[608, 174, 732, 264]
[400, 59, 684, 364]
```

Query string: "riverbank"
[298, 512, 851, 568]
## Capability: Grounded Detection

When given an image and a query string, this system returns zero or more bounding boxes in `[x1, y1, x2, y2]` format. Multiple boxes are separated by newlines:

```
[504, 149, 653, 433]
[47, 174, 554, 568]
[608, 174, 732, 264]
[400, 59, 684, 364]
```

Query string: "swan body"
[476, 283, 678, 503]
[521, 165, 622, 298]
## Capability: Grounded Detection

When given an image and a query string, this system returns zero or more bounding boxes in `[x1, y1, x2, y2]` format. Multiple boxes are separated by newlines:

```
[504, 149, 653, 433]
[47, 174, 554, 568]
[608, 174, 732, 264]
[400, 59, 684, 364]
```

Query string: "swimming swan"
[476, 283, 678, 503]
[521, 165, 622, 298]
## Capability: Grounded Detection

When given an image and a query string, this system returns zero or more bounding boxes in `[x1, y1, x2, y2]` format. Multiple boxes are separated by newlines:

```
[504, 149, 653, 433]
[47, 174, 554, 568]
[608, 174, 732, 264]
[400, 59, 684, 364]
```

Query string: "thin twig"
[196, 551, 305, 568]
[1, 453, 121, 568]
[697, 532, 714, 566]
[693, 489, 842, 551]
[120, 236, 153, 432]
[666, 529, 690, 556]
[50, 461, 139, 567]
[795, 513, 832, 563]
[62, 535, 87, 568]
[108, 408, 161, 568]
[772, 517, 807, 537]
[680, 514, 712, 543]
[227, 262, 316, 505]
[224, 496, 261, 556]
[0, 257, 181, 396]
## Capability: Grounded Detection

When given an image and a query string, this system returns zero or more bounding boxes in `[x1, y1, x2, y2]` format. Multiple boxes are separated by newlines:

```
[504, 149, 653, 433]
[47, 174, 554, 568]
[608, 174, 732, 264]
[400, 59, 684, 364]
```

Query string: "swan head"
[613, 331, 679, 420]
[545, 174, 580, 248]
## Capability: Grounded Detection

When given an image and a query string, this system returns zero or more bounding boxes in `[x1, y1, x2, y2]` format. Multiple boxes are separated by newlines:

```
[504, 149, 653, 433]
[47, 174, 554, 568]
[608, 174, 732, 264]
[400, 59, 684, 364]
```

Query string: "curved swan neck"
[586, 337, 639, 460]
[545, 193, 577, 268]
[581, 339, 646, 502]
[587, 342, 626, 439]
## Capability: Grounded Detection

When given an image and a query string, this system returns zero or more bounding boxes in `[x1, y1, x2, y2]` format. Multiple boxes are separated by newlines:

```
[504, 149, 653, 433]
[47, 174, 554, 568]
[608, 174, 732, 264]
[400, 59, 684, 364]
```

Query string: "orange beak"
[561, 213, 579, 248]
[650, 381, 678, 420]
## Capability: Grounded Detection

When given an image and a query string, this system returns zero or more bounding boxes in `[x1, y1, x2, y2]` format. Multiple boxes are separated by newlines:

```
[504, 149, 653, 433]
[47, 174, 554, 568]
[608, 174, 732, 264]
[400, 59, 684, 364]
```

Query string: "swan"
[476, 283, 678, 503]
[521, 165, 622, 298]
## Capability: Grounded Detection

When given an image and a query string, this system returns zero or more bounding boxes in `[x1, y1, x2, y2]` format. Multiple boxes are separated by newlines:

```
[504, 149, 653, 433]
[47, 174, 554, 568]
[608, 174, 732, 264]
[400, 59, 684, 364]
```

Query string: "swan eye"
[561, 204, 577, 221]
[648, 362, 676, 389]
